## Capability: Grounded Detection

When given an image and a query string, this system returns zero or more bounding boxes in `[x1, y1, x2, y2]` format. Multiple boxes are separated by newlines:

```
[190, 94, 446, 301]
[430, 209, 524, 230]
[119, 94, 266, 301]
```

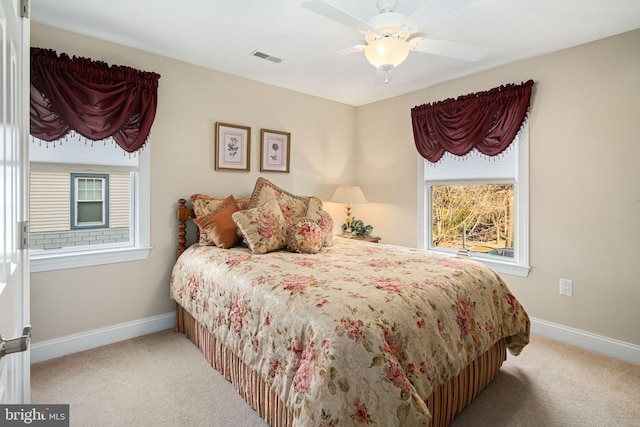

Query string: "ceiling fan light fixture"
[364, 37, 411, 69]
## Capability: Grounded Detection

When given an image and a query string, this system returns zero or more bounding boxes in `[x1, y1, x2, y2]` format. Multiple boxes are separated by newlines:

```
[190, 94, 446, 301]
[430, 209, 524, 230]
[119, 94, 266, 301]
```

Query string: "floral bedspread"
[170, 238, 530, 426]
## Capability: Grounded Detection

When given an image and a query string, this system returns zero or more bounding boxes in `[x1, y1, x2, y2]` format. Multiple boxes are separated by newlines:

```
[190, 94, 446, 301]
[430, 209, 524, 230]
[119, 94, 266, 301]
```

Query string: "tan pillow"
[191, 194, 249, 244]
[287, 217, 323, 254]
[306, 196, 334, 247]
[232, 199, 288, 254]
[193, 195, 241, 249]
[247, 177, 308, 225]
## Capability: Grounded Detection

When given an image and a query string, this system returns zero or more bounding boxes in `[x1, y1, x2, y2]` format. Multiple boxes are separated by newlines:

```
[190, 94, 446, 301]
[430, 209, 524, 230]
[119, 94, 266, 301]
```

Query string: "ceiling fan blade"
[302, 1, 372, 32]
[411, 37, 488, 62]
[337, 44, 365, 56]
[291, 44, 364, 69]
[407, 0, 476, 29]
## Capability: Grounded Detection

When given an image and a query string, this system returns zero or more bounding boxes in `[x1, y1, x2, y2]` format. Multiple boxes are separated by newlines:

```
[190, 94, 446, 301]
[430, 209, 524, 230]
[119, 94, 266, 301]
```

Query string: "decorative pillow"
[191, 194, 249, 243]
[287, 217, 323, 254]
[232, 199, 288, 254]
[193, 195, 241, 249]
[306, 196, 334, 247]
[247, 177, 308, 224]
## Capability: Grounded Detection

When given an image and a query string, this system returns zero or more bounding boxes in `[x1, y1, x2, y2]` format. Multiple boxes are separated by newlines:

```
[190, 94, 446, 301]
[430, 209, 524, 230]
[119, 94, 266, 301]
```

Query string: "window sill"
[30, 246, 152, 273]
[428, 249, 530, 278]
[471, 257, 530, 278]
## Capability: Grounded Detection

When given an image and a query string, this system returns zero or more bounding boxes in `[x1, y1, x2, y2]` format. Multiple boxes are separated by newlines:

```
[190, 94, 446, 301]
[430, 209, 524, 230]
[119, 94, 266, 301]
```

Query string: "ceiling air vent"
[250, 50, 282, 64]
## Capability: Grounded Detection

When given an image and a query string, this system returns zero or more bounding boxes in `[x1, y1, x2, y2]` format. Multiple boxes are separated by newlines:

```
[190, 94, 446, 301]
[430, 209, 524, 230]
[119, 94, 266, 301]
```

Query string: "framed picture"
[260, 129, 290, 173]
[215, 122, 251, 171]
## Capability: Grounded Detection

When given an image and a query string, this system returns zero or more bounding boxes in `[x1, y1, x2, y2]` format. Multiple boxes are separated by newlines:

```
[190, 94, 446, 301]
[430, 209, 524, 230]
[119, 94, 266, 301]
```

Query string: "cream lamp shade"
[330, 184, 367, 238]
[330, 184, 368, 205]
[364, 37, 411, 69]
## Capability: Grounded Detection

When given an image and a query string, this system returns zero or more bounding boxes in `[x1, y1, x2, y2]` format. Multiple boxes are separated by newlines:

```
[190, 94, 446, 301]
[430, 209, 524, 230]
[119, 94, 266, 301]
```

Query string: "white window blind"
[424, 126, 526, 183]
[30, 135, 139, 171]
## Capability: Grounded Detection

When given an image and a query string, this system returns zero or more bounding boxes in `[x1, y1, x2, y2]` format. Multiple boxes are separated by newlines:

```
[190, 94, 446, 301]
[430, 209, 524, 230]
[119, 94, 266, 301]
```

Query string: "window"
[419, 123, 530, 277]
[72, 174, 108, 229]
[29, 135, 151, 272]
[431, 184, 514, 255]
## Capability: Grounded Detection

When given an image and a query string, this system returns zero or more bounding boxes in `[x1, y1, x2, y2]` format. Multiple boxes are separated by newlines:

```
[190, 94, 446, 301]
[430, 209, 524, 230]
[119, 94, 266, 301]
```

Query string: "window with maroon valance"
[30, 47, 161, 153]
[411, 80, 534, 163]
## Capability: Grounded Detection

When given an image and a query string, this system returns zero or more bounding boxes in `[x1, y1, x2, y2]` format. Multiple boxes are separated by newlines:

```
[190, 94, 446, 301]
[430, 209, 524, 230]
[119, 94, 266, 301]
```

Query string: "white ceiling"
[31, 0, 640, 106]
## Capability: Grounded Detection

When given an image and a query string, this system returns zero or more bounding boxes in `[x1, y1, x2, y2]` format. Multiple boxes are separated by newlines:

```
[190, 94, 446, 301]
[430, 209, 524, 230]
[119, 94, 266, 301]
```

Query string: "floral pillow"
[191, 194, 249, 244]
[306, 196, 334, 247]
[287, 217, 323, 254]
[232, 199, 288, 254]
[193, 195, 241, 249]
[247, 177, 308, 225]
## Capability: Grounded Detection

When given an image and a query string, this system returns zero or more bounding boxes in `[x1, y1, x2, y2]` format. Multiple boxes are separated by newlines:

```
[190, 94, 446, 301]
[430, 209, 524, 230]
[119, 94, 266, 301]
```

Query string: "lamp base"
[344, 204, 353, 238]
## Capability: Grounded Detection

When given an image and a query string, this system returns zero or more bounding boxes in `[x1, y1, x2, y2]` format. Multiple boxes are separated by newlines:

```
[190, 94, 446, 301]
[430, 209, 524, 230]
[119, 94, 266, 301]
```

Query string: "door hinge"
[21, 221, 29, 249]
[20, 0, 30, 18]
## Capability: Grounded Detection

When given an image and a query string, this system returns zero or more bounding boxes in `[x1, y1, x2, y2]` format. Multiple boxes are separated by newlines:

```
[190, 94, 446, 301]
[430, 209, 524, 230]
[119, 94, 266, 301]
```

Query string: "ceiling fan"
[302, 0, 488, 84]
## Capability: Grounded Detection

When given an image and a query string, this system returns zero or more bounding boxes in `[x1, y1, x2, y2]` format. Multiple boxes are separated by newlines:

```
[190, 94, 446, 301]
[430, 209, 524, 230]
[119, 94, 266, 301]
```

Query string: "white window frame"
[417, 124, 530, 278]
[30, 144, 151, 273]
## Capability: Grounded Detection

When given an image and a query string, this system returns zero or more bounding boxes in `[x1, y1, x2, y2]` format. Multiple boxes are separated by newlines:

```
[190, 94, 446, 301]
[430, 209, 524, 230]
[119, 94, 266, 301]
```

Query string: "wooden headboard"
[177, 198, 196, 258]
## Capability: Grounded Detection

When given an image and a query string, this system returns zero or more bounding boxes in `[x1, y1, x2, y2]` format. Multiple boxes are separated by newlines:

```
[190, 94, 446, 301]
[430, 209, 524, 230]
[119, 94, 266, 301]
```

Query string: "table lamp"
[330, 183, 367, 238]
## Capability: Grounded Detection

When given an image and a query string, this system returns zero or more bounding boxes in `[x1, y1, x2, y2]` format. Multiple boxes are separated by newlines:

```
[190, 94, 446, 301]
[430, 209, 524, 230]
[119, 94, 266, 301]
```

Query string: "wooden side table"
[338, 235, 381, 243]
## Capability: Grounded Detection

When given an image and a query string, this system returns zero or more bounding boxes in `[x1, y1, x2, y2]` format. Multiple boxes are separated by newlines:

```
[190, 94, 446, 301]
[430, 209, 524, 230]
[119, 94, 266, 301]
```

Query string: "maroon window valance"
[30, 47, 161, 153]
[411, 80, 534, 163]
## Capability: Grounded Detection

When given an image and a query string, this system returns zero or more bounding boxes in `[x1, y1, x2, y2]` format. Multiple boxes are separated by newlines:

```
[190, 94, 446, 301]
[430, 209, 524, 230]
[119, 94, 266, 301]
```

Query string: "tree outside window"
[431, 184, 514, 257]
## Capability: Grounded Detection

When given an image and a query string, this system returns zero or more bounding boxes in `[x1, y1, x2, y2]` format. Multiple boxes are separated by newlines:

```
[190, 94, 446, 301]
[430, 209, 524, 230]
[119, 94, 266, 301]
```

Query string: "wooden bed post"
[177, 198, 190, 258]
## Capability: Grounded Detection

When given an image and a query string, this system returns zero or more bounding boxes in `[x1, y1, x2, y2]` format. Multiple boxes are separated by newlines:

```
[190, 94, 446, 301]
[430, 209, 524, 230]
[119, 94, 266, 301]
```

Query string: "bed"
[170, 180, 530, 427]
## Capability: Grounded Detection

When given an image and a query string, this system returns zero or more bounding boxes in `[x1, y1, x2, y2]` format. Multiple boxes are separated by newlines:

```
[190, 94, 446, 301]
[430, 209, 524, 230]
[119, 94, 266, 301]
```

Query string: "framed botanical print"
[215, 122, 251, 171]
[260, 129, 290, 173]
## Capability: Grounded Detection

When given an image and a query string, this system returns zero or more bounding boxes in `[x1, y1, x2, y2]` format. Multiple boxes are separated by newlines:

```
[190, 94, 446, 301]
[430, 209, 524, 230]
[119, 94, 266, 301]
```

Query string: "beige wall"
[31, 23, 640, 348]
[30, 23, 356, 343]
[356, 29, 640, 345]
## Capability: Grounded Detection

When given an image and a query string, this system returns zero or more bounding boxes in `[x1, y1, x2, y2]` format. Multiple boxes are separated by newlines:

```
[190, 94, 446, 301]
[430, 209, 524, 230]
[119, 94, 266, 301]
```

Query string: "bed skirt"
[175, 304, 506, 427]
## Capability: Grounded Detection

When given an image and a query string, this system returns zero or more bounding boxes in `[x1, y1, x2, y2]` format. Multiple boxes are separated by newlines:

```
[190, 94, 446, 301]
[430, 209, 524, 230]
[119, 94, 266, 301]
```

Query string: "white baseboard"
[29, 312, 639, 366]
[530, 317, 640, 365]
[30, 312, 176, 364]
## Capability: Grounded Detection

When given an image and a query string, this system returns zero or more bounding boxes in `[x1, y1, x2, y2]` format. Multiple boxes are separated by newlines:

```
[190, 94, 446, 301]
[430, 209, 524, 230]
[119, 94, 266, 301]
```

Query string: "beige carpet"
[31, 331, 640, 427]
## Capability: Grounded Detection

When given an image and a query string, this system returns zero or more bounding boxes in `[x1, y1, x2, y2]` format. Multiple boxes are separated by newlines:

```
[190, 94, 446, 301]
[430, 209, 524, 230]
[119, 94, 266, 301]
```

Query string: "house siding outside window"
[29, 169, 130, 250]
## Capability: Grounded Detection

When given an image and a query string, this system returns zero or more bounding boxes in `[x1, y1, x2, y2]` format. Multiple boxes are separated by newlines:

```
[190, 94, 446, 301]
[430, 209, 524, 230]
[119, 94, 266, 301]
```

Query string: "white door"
[0, 0, 30, 404]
